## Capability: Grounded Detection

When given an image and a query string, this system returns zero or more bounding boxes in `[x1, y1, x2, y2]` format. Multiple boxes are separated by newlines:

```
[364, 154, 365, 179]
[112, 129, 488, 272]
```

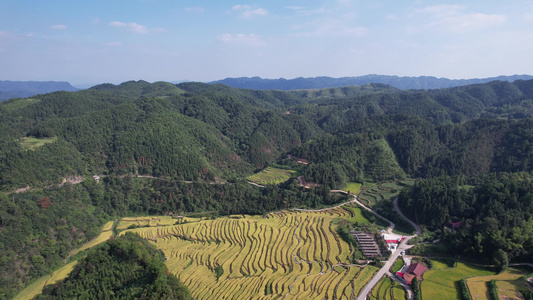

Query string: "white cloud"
[417, 5, 506, 33]
[217, 33, 266, 46]
[109, 21, 159, 34]
[429, 13, 506, 32]
[291, 17, 368, 38]
[232, 4, 268, 18]
[417, 4, 465, 17]
[185, 6, 204, 13]
[51, 24, 66, 30]
[92, 18, 100, 25]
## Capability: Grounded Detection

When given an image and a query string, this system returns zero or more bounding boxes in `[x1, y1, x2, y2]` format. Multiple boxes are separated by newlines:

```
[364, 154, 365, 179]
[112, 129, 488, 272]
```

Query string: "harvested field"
[466, 267, 532, 300]
[70, 221, 114, 256]
[121, 206, 377, 299]
[14, 260, 77, 300]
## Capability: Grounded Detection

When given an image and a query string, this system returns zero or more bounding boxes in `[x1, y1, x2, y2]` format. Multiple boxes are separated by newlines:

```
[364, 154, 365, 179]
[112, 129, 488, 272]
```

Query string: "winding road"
[356, 198, 421, 300]
[289, 187, 421, 300]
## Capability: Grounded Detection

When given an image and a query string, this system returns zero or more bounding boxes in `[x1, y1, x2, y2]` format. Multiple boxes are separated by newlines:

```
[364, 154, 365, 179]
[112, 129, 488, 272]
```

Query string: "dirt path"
[8, 173, 220, 195]
[247, 181, 265, 188]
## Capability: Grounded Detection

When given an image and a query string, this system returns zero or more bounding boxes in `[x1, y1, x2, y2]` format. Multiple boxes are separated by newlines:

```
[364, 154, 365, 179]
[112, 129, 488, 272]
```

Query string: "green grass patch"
[431, 258, 455, 270]
[421, 262, 495, 300]
[391, 258, 404, 273]
[344, 205, 371, 224]
[247, 167, 298, 185]
[392, 225, 415, 236]
[19, 136, 57, 150]
[345, 182, 362, 194]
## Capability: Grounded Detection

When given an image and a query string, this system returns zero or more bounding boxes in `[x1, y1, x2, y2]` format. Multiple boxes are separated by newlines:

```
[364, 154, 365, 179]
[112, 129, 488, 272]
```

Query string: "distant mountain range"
[0, 80, 78, 101]
[210, 74, 533, 91]
[3, 75, 533, 102]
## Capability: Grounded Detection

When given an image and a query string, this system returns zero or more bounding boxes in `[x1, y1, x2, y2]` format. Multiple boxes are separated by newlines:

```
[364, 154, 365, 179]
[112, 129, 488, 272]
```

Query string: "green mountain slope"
[2, 79, 533, 297]
[35, 233, 191, 299]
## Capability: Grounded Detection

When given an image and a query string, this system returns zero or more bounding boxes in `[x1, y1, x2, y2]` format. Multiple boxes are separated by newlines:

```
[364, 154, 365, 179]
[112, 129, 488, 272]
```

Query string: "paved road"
[393, 197, 422, 235]
[331, 190, 396, 231]
[387, 271, 414, 300]
[356, 234, 417, 300]
[356, 198, 421, 300]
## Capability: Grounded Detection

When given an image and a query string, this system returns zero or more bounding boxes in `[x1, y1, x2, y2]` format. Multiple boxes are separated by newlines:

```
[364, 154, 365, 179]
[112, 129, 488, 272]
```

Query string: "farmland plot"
[466, 267, 533, 300]
[247, 167, 298, 185]
[122, 206, 376, 299]
[422, 262, 494, 300]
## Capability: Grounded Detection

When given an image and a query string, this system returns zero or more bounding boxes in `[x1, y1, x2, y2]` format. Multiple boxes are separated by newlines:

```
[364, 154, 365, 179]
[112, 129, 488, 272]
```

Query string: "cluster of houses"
[349, 230, 430, 285]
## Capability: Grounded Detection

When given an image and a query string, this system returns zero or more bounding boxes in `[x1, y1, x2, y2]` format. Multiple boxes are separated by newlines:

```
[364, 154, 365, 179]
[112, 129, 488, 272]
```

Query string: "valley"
[2, 79, 533, 299]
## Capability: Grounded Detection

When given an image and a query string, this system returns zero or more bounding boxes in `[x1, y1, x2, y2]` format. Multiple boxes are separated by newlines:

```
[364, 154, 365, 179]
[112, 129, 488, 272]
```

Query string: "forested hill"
[2, 79, 533, 297]
[210, 74, 533, 90]
[1, 79, 533, 191]
[0, 80, 79, 101]
[36, 233, 191, 299]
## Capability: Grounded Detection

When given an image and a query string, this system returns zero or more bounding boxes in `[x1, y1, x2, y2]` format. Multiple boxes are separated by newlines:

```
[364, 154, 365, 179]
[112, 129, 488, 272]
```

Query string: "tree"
[493, 249, 509, 272]
[411, 276, 421, 300]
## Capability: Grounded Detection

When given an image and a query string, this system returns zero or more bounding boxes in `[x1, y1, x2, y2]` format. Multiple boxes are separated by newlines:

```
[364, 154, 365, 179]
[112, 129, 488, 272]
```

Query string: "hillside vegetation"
[2, 79, 533, 298]
[35, 233, 191, 299]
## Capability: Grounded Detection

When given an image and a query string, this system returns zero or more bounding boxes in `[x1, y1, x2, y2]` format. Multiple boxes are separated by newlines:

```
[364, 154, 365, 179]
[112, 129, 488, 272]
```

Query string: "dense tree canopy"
[2, 79, 533, 297]
[35, 233, 191, 299]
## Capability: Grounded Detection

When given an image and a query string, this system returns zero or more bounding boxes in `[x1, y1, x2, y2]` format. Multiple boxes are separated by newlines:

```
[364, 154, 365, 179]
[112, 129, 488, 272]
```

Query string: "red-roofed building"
[452, 221, 462, 230]
[383, 234, 404, 244]
[400, 263, 429, 284]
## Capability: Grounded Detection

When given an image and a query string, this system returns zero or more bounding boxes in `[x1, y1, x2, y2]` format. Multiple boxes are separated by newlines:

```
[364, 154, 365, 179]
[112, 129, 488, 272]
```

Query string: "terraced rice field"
[358, 182, 402, 207]
[247, 167, 298, 185]
[122, 206, 377, 299]
[466, 267, 532, 300]
[344, 182, 362, 194]
[368, 275, 405, 300]
[421, 262, 495, 300]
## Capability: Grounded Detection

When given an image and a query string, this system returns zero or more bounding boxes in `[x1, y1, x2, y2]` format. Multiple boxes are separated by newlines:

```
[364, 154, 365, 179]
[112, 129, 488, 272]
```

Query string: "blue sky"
[1, 0, 532, 86]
